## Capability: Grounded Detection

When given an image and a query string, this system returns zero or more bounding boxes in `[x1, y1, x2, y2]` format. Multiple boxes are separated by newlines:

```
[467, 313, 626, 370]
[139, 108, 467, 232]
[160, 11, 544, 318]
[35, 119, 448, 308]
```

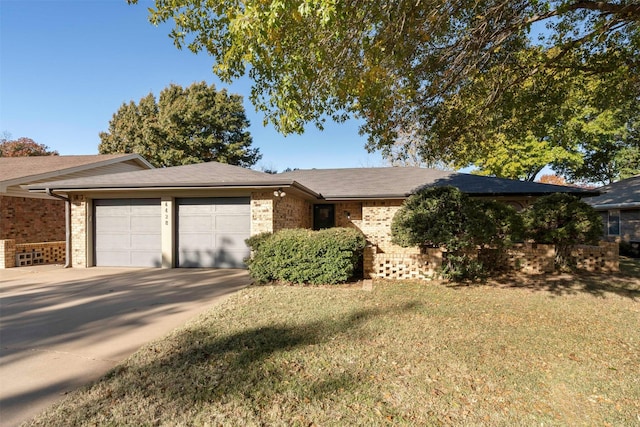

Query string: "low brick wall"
[1, 239, 65, 268]
[364, 245, 442, 280]
[365, 242, 619, 280]
[0, 239, 16, 269]
[571, 241, 619, 272]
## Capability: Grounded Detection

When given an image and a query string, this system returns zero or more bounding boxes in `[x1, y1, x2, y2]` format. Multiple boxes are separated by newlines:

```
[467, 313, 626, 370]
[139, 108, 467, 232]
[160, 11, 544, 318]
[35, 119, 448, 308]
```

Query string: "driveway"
[0, 266, 250, 427]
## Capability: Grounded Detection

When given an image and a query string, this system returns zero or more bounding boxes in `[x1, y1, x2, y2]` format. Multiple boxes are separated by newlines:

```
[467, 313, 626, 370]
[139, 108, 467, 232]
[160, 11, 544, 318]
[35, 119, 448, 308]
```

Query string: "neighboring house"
[586, 175, 640, 246]
[0, 154, 153, 267]
[25, 161, 596, 269]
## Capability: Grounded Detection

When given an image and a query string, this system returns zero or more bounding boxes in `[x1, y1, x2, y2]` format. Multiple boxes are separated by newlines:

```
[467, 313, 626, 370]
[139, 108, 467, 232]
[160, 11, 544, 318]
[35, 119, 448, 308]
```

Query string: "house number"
[164, 202, 169, 225]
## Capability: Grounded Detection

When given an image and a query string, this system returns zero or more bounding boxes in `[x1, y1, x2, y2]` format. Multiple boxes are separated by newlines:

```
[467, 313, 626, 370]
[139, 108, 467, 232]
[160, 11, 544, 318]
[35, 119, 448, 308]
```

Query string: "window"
[313, 204, 335, 230]
[608, 210, 620, 236]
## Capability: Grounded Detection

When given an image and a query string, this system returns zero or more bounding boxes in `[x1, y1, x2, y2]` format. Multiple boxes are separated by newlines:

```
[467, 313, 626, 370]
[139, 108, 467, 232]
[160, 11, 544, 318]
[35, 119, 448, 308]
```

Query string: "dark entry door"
[313, 204, 335, 230]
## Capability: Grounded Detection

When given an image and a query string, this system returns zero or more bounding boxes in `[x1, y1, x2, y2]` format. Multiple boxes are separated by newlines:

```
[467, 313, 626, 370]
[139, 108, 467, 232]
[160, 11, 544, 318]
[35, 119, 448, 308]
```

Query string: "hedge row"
[245, 228, 366, 285]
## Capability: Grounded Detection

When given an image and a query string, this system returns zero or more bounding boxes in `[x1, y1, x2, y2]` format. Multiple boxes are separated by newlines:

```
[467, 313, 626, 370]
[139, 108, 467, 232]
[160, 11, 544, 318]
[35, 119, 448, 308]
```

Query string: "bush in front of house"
[245, 228, 366, 285]
[522, 193, 603, 268]
[391, 186, 523, 280]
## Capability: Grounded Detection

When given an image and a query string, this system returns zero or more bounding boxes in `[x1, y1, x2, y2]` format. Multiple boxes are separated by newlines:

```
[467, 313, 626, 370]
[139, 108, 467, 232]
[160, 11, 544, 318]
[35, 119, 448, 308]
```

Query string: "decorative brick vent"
[364, 245, 442, 280]
[1, 240, 65, 268]
[571, 241, 619, 272]
[364, 241, 619, 280]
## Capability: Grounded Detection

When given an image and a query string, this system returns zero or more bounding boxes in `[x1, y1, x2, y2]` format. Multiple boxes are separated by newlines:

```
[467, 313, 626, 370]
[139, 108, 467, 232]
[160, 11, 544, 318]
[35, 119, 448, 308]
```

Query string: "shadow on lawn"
[484, 260, 640, 300]
[28, 303, 419, 425]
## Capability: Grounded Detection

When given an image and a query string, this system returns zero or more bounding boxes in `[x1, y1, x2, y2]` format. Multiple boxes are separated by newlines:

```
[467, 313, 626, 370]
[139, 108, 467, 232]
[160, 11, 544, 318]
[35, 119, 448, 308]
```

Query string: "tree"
[0, 137, 58, 157]
[99, 82, 261, 168]
[391, 186, 522, 279]
[538, 175, 568, 186]
[523, 193, 602, 268]
[552, 106, 640, 184]
[130, 1, 639, 174]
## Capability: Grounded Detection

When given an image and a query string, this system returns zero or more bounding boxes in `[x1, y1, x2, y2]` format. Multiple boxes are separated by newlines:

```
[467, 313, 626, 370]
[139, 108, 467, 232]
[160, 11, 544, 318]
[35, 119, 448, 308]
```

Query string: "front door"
[313, 204, 335, 230]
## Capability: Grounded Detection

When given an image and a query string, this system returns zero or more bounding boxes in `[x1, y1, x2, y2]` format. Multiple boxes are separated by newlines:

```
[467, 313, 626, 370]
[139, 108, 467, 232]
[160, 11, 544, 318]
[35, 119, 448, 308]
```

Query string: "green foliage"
[131, 1, 638, 181]
[391, 187, 523, 280]
[523, 193, 603, 268]
[551, 100, 640, 185]
[245, 228, 366, 285]
[99, 81, 261, 168]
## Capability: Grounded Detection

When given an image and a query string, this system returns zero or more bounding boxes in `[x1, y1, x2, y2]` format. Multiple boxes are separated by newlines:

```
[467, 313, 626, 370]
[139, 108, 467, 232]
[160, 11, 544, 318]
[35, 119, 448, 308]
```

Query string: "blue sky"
[0, 0, 385, 171]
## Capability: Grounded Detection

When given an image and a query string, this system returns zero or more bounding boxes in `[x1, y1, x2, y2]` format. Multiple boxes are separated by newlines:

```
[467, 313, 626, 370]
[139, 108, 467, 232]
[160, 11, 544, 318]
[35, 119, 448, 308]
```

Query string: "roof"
[585, 175, 640, 209]
[277, 167, 597, 199]
[1, 154, 154, 197]
[28, 162, 598, 199]
[0, 154, 152, 184]
[27, 160, 319, 196]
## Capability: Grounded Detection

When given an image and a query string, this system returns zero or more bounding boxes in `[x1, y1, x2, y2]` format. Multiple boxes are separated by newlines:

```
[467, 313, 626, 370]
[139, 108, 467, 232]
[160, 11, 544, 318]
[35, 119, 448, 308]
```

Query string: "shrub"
[523, 193, 603, 269]
[391, 186, 522, 280]
[245, 228, 366, 285]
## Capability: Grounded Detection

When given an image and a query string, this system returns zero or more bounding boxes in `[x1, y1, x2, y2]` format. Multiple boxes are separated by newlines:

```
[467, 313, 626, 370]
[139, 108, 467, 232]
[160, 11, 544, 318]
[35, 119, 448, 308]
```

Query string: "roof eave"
[28, 179, 321, 198]
[1, 154, 154, 188]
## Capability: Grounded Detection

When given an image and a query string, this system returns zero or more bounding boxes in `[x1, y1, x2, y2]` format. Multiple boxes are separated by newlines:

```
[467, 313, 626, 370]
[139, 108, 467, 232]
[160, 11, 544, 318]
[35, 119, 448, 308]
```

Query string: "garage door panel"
[215, 201, 250, 213]
[215, 234, 248, 250]
[179, 204, 214, 215]
[177, 197, 250, 268]
[215, 215, 249, 232]
[179, 216, 213, 232]
[95, 234, 130, 250]
[95, 216, 131, 230]
[131, 234, 161, 250]
[130, 217, 162, 232]
[96, 251, 132, 266]
[94, 199, 161, 267]
[179, 233, 213, 248]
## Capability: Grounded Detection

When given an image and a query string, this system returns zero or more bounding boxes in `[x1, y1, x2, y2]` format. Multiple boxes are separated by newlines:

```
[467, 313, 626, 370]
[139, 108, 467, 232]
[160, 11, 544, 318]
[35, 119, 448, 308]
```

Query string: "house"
[0, 154, 153, 267]
[23, 161, 597, 270]
[586, 175, 640, 253]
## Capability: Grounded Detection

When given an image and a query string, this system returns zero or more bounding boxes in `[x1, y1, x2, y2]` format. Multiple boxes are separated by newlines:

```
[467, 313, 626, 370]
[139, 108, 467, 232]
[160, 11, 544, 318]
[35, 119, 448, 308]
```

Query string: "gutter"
[590, 202, 640, 210]
[46, 189, 71, 268]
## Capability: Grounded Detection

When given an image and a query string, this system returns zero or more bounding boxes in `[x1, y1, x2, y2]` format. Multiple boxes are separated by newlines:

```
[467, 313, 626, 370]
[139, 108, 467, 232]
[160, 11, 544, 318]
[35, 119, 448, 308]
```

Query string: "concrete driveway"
[0, 265, 250, 427]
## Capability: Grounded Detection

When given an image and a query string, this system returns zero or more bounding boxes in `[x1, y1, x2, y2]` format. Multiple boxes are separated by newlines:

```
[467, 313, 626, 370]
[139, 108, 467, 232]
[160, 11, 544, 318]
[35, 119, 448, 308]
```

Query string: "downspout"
[46, 189, 71, 268]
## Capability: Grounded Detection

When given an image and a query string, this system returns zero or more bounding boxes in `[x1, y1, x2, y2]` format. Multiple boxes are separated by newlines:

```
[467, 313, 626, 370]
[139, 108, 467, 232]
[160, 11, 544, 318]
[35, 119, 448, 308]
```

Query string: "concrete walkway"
[0, 265, 250, 426]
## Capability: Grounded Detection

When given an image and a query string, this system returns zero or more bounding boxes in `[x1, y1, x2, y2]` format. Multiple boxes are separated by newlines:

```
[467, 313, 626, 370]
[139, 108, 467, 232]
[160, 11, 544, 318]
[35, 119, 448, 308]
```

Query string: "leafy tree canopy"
[131, 1, 639, 178]
[0, 137, 58, 157]
[99, 81, 261, 168]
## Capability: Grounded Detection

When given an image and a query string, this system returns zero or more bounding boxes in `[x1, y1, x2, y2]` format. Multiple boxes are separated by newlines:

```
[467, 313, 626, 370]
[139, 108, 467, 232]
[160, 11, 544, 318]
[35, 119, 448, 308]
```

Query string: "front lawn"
[27, 274, 639, 426]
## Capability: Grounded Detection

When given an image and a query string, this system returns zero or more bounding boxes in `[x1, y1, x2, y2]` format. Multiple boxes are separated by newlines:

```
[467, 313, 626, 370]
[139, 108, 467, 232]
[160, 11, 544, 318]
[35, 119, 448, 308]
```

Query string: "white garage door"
[177, 197, 250, 268]
[94, 199, 162, 267]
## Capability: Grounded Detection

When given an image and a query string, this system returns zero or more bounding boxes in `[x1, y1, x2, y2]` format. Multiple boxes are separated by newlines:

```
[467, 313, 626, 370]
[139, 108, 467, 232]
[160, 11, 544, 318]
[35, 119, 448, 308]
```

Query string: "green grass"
[27, 273, 639, 426]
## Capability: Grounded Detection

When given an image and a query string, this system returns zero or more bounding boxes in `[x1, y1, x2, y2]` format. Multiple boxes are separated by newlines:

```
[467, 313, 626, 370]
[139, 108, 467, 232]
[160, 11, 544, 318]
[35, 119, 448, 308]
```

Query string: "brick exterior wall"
[0, 239, 16, 268]
[346, 200, 420, 254]
[274, 194, 312, 231]
[251, 192, 274, 235]
[0, 196, 65, 244]
[70, 195, 88, 267]
[251, 191, 311, 235]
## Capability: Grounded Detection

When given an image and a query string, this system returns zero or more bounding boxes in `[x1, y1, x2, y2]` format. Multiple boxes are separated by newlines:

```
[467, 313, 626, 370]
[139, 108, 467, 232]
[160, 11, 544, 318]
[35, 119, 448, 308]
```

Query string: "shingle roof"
[0, 154, 151, 182]
[585, 175, 640, 208]
[27, 160, 296, 190]
[29, 162, 598, 199]
[277, 167, 596, 199]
